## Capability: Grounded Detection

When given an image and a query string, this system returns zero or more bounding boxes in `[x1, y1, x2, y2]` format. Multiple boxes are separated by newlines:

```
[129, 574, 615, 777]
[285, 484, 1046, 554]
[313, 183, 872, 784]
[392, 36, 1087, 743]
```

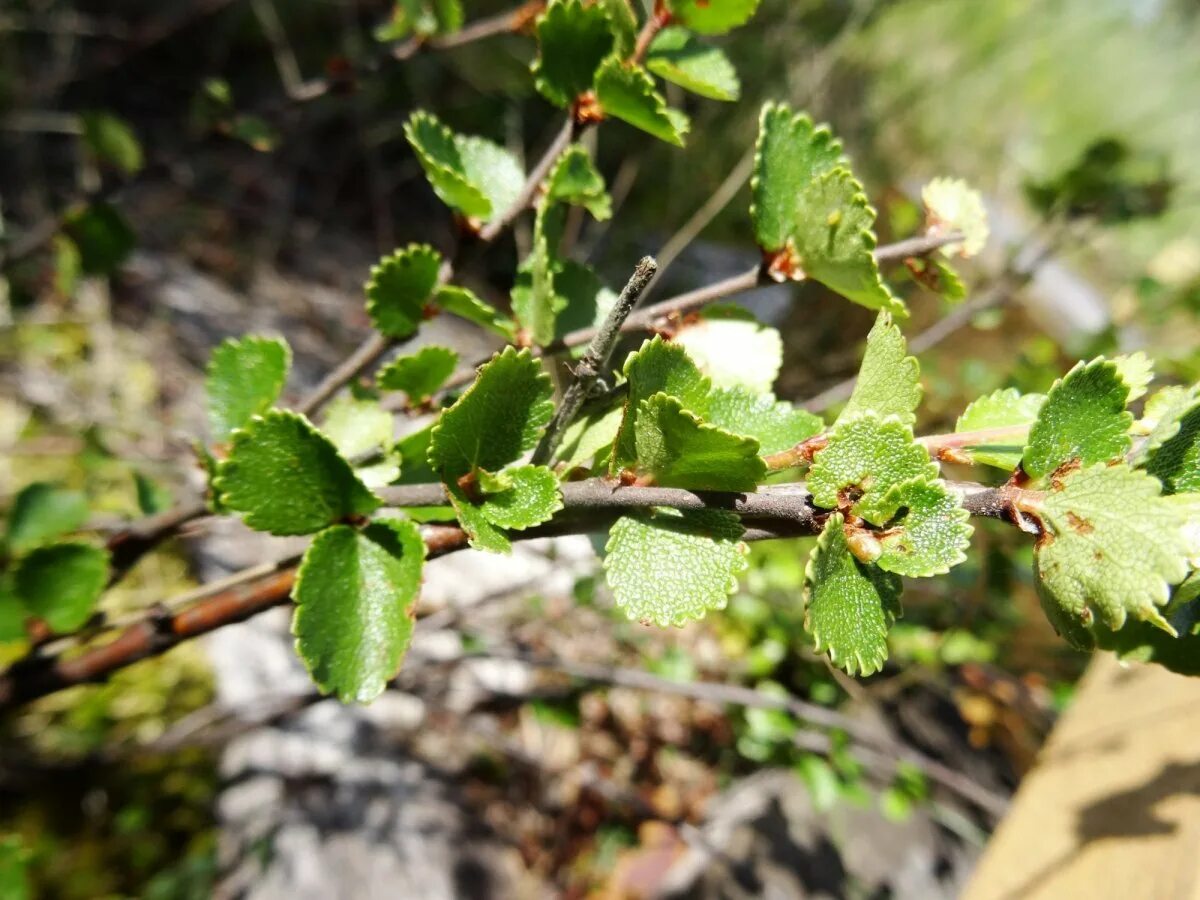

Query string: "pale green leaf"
[1134, 385, 1197, 460]
[378, 345, 459, 403]
[604, 508, 748, 627]
[612, 336, 711, 471]
[646, 28, 740, 101]
[5, 482, 89, 554]
[807, 413, 938, 525]
[434, 285, 516, 339]
[1022, 358, 1132, 480]
[447, 481, 512, 553]
[81, 112, 143, 175]
[705, 387, 822, 456]
[595, 58, 690, 147]
[365, 244, 442, 339]
[404, 112, 523, 221]
[546, 144, 612, 220]
[429, 347, 554, 478]
[1112, 352, 1154, 403]
[804, 513, 902, 676]
[875, 479, 972, 578]
[674, 315, 782, 393]
[550, 261, 617, 343]
[13, 542, 110, 632]
[206, 335, 291, 440]
[511, 202, 568, 346]
[634, 393, 765, 491]
[954, 388, 1046, 470]
[921, 177, 988, 259]
[839, 311, 921, 425]
[532, 0, 616, 107]
[1034, 463, 1197, 644]
[667, 0, 761, 34]
[477, 465, 562, 529]
[751, 103, 844, 256]
[215, 410, 380, 535]
[556, 405, 623, 470]
[320, 396, 393, 459]
[293, 518, 425, 703]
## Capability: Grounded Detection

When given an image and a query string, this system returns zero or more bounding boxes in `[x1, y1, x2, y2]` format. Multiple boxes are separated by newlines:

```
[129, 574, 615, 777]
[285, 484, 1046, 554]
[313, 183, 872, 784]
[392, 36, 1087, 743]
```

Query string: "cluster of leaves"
[0, 483, 111, 655]
[12, 0, 1198, 712]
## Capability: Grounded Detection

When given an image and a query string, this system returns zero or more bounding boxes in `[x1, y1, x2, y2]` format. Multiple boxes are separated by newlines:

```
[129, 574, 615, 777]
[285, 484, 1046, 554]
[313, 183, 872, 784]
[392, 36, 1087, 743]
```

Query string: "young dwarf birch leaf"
[81, 112, 143, 176]
[1033, 463, 1197, 645]
[597, 0, 637, 54]
[954, 388, 1047, 470]
[557, 405, 623, 470]
[394, 425, 438, 487]
[875, 479, 972, 578]
[595, 58, 691, 147]
[476, 465, 563, 530]
[749, 105, 900, 314]
[1112, 352, 1154, 403]
[1022, 358, 1132, 480]
[1146, 400, 1200, 495]
[751, 104, 845, 255]
[434, 285, 517, 340]
[804, 513, 903, 677]
[292, 518, 425, 704]
[429, 347, 555, 479]
[366, 244, 442, 339]
[5, 482, 89, 554]
[705, 387, 823, 456]
[447, 481, 512, 553]
[634, 393, 766, 491]
[532, 0, 616, 108]
[613, 336, 712, 472]
[667, 0, 761, 34]
[216, 410, 381, 535]
[321, 395, 393, 461]
[13, 542, 110, 632]
[404, 112, 523, 221]
[646, 28, 740, 101]
[1134, 385, 1198, 460]
[64, 201, 134, 275]
[907, 256, 966, 303]
[0, 579, 26, 644]
[921, 177, 989, 259]
[511, 203, 569, 346]
[546, 145, 612, 220]
[808, 413, 938, 525]
[674, 316, 782, 393]
[378, 345, 459, 404]
[455, 135, 526, 220]
[839, 311, 921, 425]
[604, 508, 748, 627]
[205, 335, 290, 440]
[793, 167, 903, 316]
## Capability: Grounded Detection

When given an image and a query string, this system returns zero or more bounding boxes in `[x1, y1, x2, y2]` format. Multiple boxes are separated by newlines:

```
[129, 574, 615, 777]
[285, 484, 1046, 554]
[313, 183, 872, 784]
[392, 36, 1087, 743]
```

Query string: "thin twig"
[531, 256, 658, 465]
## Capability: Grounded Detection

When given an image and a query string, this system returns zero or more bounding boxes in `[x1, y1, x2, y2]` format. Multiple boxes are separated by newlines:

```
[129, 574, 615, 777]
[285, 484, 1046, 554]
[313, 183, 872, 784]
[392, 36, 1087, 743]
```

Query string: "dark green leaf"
[63, 202, 135, 275]
[532, 0, 616, 107]
[595, 58, 690, 146]
[13, 542, 109, 632]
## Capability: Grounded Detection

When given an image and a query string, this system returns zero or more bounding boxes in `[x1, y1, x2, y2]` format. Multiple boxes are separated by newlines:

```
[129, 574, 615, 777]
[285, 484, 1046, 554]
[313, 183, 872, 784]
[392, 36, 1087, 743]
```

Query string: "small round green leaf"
[216, 410, 381, 535]
[595, 58, 690, 147]
[378, 345, 459, 404]
[634, 393, 765, 491]
[366, 244, 442, 339]
[667, 0, 760, 34]
[5, 482, 89, 553]
[646, 28, 740, 101]
[13, 542, 110, 633]
[532, 0, 616, 107]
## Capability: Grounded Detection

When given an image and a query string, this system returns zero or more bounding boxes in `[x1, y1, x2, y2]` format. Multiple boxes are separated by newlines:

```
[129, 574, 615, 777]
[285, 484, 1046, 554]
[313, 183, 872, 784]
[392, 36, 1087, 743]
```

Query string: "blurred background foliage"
[1, 0, 1198, 894]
